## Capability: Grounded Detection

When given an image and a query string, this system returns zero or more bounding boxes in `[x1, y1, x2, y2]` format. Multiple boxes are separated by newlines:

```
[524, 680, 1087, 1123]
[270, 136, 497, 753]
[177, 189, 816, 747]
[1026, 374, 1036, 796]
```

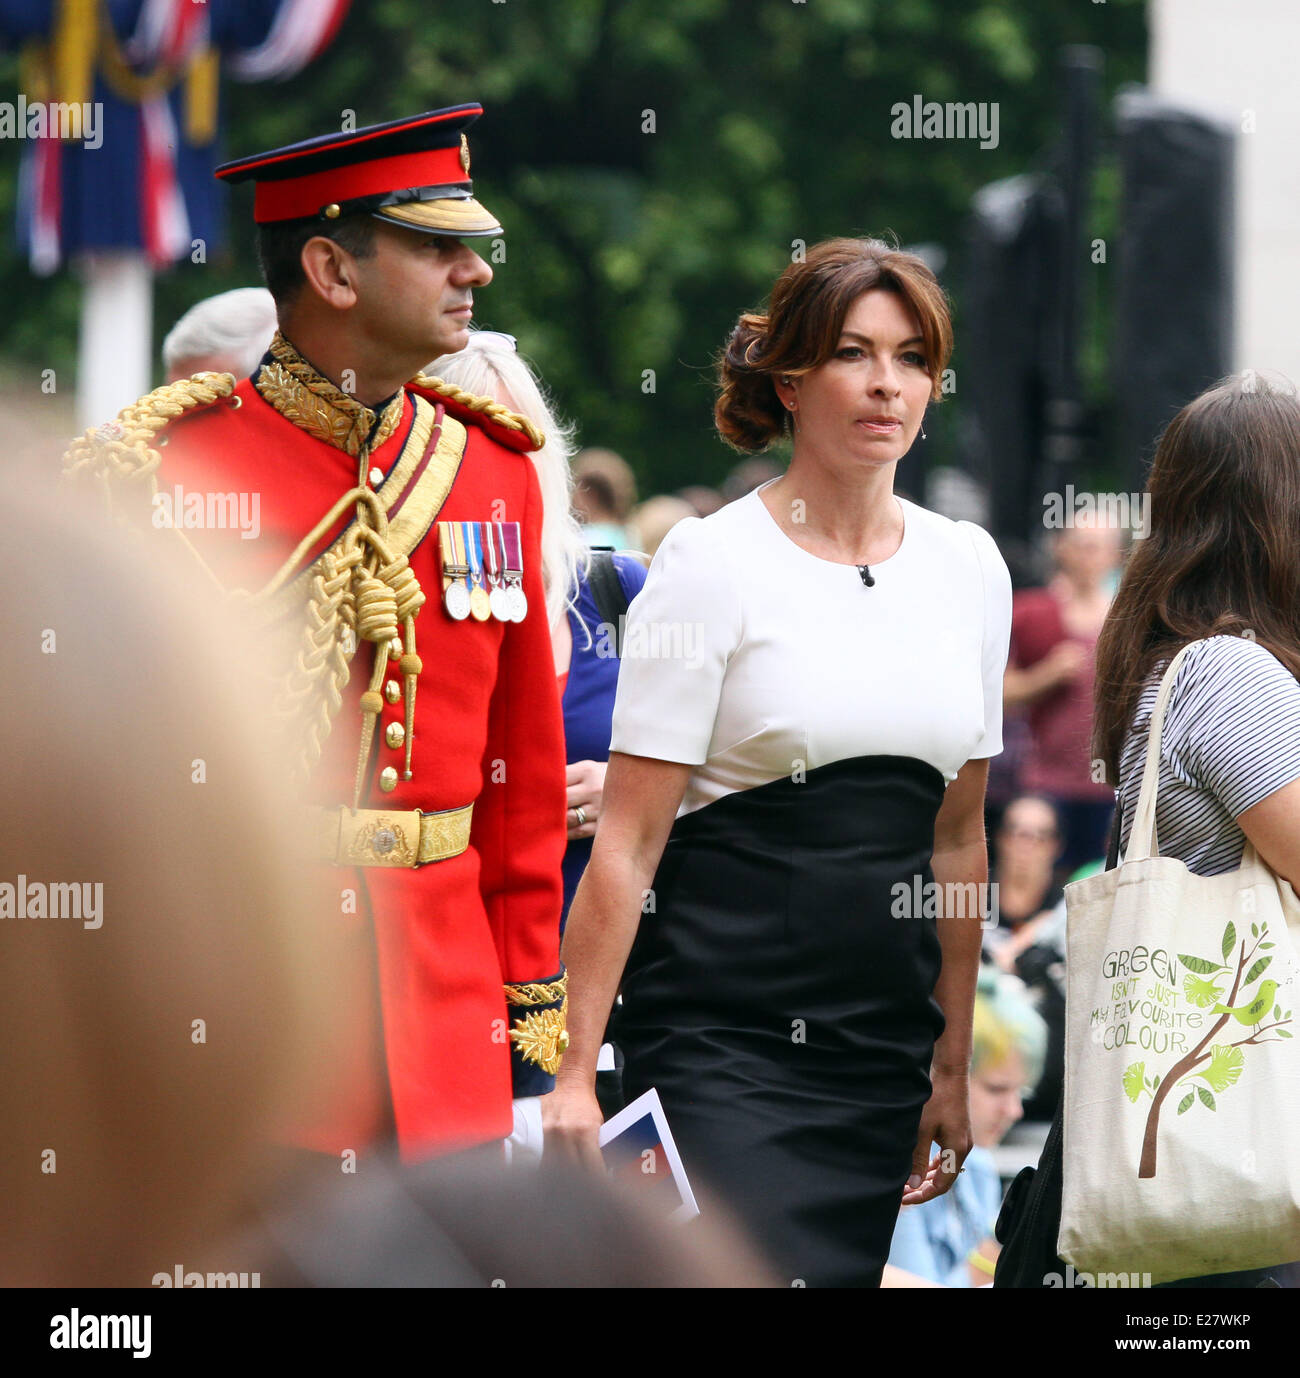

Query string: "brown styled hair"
[714, 236, 953, 453]
[1093, 373, 1300, 780]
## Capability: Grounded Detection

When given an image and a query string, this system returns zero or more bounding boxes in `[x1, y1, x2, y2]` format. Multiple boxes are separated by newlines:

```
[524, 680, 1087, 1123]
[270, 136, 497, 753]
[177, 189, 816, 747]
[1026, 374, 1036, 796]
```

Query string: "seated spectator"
[721, 455, 782, 503]
[573, 447, 638, 549]
[885, 969, 1047, 1287]
[984, 794, 1066, 973]
[676, 484, 724, 518]
[630, 493, 694, 559]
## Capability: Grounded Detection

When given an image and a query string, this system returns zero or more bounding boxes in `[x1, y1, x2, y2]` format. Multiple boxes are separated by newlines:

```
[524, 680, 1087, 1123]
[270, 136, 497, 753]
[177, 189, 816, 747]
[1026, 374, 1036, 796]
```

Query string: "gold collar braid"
[256, 332, 405, 458]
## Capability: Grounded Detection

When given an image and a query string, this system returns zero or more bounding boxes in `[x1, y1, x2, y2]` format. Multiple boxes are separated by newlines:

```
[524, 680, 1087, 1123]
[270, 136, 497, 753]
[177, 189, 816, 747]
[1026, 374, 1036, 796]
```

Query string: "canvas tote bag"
[1060, 640, 1300, 1285]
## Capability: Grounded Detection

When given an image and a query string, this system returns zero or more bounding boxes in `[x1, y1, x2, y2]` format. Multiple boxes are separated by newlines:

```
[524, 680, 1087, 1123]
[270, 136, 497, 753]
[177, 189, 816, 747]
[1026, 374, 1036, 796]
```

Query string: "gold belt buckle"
[315, 803, 475, 868]
[337, 807, 423, 867]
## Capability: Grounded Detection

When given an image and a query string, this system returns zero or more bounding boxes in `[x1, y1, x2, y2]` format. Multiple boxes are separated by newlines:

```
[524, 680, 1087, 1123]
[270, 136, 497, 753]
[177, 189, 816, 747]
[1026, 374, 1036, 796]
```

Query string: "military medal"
[439, 521, 471, 621]
[464, 521, 491, 622]
[483, 521, 512, 621]
[501, 521, 528, 623]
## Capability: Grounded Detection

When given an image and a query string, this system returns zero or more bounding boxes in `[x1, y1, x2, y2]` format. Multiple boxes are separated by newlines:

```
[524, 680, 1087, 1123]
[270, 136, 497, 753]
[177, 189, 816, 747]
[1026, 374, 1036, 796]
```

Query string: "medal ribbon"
[501, 521, 522, 580]
[439, 521, 468, 578]
[463, 520, 483, 594]
[483, 521, 501, 591]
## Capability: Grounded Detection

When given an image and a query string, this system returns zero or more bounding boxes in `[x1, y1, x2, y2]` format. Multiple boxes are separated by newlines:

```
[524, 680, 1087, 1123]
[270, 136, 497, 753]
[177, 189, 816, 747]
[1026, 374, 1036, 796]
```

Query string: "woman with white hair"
[427, 331, 648, 930]
[162, 287, 279, 381]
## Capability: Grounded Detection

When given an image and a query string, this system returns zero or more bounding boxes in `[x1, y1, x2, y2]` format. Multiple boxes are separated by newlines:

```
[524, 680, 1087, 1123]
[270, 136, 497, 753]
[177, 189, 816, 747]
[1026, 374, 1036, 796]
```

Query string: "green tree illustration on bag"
[1120, 918, 1293, 1178]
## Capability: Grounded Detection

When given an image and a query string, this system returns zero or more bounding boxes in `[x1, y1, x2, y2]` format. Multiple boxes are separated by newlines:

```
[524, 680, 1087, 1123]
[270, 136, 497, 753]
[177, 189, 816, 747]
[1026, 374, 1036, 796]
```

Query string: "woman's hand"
[565, 759, 607, 840]
[901, 1068, 972, 1206]
[540, 1077, 607, 1175]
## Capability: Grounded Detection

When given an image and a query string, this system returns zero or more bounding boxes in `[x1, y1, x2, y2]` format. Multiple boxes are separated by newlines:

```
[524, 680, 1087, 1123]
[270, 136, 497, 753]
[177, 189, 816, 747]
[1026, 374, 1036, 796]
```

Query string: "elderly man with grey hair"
[162, 287, 278, 382]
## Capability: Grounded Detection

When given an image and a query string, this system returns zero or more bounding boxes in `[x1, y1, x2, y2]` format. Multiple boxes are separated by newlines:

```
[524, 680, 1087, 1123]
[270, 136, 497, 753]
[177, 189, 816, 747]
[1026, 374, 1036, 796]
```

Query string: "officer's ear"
[299, 235, 359, 310]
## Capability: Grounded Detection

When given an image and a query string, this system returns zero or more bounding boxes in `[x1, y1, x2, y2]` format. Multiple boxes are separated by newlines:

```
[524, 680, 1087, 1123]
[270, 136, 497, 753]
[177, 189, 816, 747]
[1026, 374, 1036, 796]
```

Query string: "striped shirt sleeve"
[1165, 636, 1300, 818]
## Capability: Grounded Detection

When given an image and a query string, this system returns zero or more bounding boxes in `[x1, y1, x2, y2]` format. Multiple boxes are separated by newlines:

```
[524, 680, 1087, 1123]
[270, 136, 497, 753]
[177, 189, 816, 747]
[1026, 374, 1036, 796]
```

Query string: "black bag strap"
[1105, 800, 1122, 870]
[586, 549, 630, 657]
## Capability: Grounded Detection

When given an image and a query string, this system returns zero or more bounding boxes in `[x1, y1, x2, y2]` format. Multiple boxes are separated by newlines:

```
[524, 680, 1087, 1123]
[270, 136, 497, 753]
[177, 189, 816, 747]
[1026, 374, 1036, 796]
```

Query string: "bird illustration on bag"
[1116, 918, 1294, 1179]
[1211, 979, 1280, 1028]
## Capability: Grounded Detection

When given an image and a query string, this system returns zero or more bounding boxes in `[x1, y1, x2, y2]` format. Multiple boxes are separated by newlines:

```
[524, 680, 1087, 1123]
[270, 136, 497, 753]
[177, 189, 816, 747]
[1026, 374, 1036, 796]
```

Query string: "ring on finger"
[573, 805, 588, 827]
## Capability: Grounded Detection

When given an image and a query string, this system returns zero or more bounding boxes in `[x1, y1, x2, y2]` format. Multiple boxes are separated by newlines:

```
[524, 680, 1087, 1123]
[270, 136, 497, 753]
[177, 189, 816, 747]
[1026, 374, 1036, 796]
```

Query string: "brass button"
[387, 637, 403, 661]
[385, 721, 406, 750]
[323, 202, 341, 219]
[384, 679, 402, 704]
[378, 766, 399, 793]
[368, 466, 384, 487]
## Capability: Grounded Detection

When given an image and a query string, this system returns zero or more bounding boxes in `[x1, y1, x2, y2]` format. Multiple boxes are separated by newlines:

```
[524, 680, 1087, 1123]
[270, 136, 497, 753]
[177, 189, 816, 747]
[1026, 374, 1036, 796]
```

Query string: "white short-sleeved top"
[609, 483, 1013, 818]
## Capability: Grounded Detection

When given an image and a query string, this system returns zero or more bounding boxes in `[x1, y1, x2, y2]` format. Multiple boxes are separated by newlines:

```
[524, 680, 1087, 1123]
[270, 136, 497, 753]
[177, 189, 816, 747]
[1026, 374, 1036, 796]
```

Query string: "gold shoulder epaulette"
[410, 372, 545, 451]
[61, 371, 238, 490]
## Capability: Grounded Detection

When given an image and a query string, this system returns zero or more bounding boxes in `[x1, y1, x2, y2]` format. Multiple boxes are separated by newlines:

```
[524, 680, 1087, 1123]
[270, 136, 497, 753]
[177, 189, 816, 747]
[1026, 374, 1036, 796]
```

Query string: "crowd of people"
[40, 100, 1300, 1291]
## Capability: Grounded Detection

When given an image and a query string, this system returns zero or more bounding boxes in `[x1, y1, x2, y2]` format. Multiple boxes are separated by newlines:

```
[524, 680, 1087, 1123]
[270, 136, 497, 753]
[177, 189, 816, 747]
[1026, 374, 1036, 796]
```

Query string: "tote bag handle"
[1124, 640, 1203, 864]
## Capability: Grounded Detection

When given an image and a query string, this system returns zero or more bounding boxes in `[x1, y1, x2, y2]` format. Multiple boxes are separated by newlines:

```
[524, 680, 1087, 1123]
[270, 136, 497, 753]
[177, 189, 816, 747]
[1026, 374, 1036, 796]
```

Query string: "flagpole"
[75, 250, 153, 428]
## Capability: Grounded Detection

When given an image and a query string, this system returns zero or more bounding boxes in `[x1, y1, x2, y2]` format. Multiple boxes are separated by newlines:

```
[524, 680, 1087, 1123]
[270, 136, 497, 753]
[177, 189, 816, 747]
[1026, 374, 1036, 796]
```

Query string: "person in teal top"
[886, 968, 1047, 1286]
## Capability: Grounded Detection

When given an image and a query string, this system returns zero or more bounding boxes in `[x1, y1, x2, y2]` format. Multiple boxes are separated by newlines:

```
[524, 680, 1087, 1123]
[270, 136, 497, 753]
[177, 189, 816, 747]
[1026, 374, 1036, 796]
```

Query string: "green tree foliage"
[0, 0, 1145, 493]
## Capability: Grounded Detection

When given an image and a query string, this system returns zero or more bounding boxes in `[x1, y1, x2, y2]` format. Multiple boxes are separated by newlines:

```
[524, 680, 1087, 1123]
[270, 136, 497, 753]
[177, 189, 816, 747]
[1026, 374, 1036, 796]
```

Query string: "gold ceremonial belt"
[312, 803, 474, 868]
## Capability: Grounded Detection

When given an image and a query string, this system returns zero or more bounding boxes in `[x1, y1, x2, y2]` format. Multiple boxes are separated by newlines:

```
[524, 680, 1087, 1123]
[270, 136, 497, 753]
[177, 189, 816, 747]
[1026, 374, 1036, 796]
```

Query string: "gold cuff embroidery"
[509, 1006, 569, 1075]
[505, 971, 568, 1074]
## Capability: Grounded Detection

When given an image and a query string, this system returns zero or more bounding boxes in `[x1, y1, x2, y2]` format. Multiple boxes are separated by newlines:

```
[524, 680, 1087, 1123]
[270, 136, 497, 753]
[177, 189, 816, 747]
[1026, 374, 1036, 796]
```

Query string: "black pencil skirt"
[615, 755, 949, 1287]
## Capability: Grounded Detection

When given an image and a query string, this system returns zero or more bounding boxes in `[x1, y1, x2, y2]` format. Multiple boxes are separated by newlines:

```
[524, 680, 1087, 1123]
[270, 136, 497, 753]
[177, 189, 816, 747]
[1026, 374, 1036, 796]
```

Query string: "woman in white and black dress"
[543, 238, 1012, 1286]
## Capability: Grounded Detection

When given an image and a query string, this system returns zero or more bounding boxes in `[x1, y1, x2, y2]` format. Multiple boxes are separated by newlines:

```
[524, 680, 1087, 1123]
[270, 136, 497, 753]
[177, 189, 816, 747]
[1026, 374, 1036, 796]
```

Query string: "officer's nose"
[455, 246, 493, 289]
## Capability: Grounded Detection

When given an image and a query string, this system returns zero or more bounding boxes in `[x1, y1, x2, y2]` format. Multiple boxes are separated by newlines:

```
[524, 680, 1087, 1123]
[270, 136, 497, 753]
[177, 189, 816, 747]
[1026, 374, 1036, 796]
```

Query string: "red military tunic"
[108, 339, 566, 1158]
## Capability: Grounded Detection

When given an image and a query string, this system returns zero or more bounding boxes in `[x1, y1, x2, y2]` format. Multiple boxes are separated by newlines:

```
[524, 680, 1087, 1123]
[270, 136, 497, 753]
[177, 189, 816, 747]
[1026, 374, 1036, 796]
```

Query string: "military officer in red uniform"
[64, 105, 567, 1159]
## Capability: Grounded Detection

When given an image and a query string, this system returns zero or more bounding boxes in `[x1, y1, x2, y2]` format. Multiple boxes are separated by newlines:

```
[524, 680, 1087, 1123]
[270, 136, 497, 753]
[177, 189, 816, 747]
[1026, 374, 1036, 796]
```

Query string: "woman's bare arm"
[543, 750, 692, 1168]
[903, 757, 989, 1206]
[1236, 777, 1300, 891]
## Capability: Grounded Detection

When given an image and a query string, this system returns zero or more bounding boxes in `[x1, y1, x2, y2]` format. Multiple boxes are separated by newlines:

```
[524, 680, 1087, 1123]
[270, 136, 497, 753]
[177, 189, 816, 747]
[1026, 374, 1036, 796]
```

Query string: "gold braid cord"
[504, 976, 569, 1007]
[62, 371, 238, 492]
[413, 373, 546, 451]
[61, 372, 239, 591]
[250, 486, 426, 794]
[61, 372, 430, 794]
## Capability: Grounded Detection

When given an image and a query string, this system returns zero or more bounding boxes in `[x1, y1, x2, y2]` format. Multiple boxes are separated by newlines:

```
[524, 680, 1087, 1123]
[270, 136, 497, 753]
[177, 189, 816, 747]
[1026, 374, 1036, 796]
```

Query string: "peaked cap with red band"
[214, 104, 502, 237]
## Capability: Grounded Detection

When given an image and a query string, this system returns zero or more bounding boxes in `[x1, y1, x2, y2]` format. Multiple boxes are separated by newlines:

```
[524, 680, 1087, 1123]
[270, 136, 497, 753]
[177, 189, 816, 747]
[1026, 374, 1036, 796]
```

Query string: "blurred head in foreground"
[0, 478, 345, 1285]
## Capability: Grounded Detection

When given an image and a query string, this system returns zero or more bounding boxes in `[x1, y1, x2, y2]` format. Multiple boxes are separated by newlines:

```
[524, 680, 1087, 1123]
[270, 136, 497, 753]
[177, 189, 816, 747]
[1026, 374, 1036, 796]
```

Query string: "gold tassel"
[183, 46, 219, 145]
[20, 40, 51, 105]
[400, 623, 421, 781]
[351, 572, 399, 809]
[53, 0, 98, 111]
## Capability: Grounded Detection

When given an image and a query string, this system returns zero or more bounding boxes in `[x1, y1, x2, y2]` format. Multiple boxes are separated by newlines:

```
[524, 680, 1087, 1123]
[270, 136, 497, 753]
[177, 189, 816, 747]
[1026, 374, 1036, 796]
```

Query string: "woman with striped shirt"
[1093, 371, 1300, 1288]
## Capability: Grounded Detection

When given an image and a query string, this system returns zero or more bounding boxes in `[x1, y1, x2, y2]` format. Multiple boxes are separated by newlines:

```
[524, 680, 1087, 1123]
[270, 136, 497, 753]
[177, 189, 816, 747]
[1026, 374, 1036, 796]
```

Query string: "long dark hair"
[713, 236, 953, 453]
[1094, 373, 1300, 781]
